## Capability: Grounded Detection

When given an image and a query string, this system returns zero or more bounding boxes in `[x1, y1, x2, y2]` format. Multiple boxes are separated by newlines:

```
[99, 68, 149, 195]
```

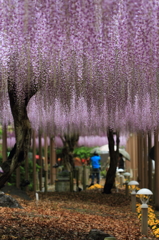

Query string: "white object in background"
[36, 193, 39, 201]
[117, 168, 124, 173]
[152, 160, 155, 174]
[123, 172, 131, 177]
[130, 169, 133, 178]
[119, 149, 130, 160]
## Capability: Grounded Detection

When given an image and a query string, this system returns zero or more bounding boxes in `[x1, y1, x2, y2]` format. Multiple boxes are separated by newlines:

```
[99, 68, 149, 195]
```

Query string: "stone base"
[55, 178, 70, 192]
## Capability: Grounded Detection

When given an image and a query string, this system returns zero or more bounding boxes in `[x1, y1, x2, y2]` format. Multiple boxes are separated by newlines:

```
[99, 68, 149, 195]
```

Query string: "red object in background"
[35, 155, 40, 159]
[81, 159, 85, 163]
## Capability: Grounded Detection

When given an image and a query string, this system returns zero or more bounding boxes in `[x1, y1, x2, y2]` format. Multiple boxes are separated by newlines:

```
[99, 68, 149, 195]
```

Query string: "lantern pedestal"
[141, 204, 148, 235]
[131, 192, 136, 212]
[124, 182, 129, 196]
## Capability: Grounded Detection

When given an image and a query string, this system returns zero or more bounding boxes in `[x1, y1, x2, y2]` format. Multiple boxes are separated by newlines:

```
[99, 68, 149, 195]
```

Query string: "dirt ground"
[0, 187, 157, 240]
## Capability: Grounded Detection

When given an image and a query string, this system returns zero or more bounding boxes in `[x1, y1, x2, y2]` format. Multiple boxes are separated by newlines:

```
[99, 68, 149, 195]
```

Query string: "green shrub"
[100, 169, 107, 177]
[8, 158, 41, 190]
[73, 146, 95, 160]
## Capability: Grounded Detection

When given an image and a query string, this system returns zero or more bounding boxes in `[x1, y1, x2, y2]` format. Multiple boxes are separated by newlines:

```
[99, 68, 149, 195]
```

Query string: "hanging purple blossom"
[0, 0, 159, 133]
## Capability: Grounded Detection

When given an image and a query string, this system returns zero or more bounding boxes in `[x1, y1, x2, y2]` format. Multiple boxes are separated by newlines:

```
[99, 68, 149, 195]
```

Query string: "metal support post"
[125, 182, 129, 197]
[141, 204, 148, 235]
[131, 192, 136, 212]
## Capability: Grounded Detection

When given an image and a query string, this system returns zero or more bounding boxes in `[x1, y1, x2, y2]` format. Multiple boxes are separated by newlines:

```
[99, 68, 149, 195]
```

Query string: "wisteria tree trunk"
[0, 79, 37, 189]
[60, 134, 79, 171]
[103, 129, 119, 194]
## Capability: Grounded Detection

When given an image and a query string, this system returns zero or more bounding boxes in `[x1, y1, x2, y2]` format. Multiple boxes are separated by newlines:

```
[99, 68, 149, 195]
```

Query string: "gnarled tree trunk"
[60, 134, 79, 171]
[0, 79, 36, 189]
[103, 129, 119, 194]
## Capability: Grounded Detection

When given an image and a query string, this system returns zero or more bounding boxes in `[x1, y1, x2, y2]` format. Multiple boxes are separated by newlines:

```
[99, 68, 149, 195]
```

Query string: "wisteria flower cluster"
[1, 0, 159, 134]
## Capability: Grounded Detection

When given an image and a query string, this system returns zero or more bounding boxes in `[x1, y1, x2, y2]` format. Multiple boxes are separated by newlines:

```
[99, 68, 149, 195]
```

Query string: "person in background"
[90, 152, 101, 186]
[118, 153, 124, 170]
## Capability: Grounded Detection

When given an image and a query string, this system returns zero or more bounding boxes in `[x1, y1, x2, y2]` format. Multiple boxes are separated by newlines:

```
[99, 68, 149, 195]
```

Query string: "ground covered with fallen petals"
[0, 189, 157, 240]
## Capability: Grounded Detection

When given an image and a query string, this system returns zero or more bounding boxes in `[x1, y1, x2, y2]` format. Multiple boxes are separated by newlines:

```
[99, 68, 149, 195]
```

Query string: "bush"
[73, 146, 95, 160]
[100, 169, 107, 178]
[7, 158, 41, 190]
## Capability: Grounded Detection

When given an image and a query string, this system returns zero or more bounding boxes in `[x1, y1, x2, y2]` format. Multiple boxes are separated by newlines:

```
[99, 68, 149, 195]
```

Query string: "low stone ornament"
[0, 192, 23, 208]
[87, 229, 116, 240]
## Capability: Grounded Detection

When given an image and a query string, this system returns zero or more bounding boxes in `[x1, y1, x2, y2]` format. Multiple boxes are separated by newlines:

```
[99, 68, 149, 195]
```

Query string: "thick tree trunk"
[103, 129, 119, 194]
[0, 105, 32, 188]
[0, 79, 35, 189]
[61, 134, 79, 171]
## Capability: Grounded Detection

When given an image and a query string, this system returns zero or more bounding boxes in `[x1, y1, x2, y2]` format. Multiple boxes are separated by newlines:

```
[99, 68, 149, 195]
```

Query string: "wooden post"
[2, 124, 7, 162]
[137, 134, 142, 188]
[155, 129, 159, 210]
[83, 165, 86, 190]
[153, 132, 155, 204]
[44, 134, 48, 193]
[76, 168, 79, 190]
[148, 132, 152, 191]
[69, 171, 73, 192]
[50, 137, 53, 185]
[25, 152, 29, 191]
[143, 134, 148, 188]
[39, 132, 43, 191]
[134, 134, 138, 181]
[32, 130, 36, 192]
[16, 167, 20, 189]
[131, 134, 134, 178]
[50, 137, 56, 184]
[141, 134, 145, 188]
[53, 143, 56, 181]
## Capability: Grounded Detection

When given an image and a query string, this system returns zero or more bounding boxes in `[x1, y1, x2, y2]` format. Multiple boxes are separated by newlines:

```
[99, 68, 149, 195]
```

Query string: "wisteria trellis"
[1, 0, 159, 134]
